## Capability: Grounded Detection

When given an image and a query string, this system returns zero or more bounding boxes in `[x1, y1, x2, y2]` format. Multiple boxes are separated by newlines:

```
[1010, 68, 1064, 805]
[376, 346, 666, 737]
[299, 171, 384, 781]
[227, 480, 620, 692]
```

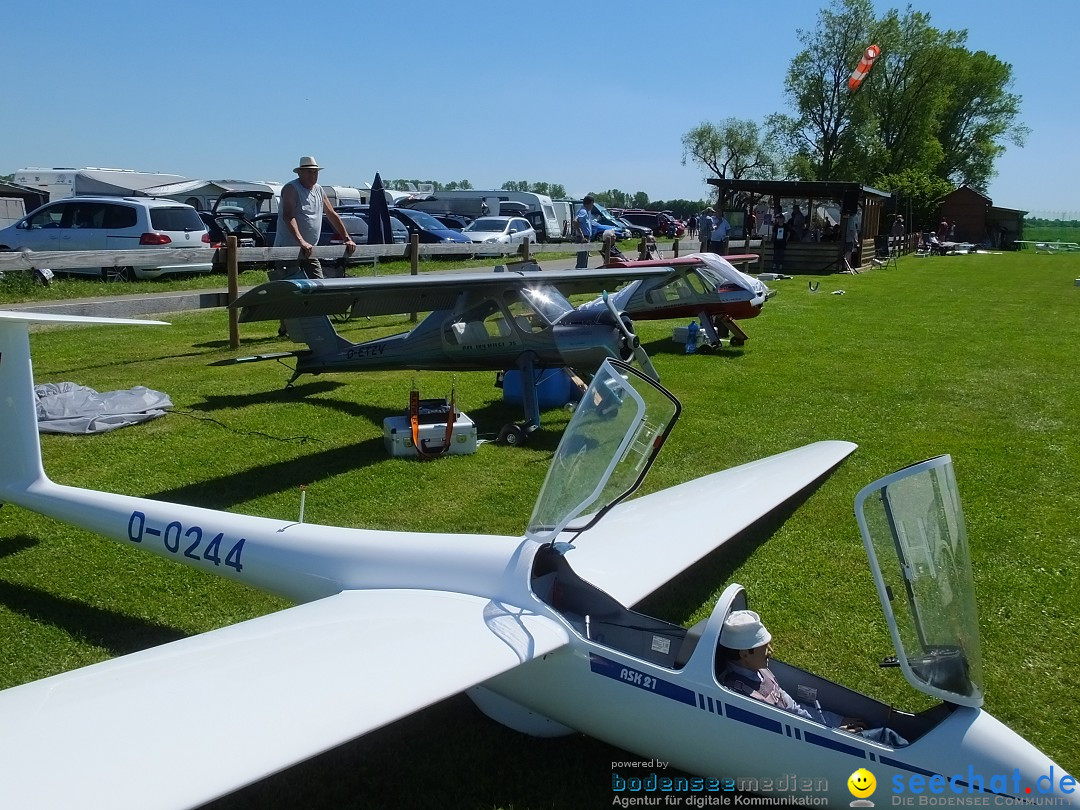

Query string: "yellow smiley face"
[848, 768, 877, 798]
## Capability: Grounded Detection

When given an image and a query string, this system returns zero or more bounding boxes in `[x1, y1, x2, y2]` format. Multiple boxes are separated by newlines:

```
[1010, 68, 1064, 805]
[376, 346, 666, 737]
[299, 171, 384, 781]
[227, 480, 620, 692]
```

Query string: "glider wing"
[0, 588, 568, 810]
[564, 441, 857, 606]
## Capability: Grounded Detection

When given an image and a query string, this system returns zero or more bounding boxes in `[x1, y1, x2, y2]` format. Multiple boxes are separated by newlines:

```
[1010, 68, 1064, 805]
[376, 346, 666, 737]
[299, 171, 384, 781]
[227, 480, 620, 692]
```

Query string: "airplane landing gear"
[498, 422, 539, 446]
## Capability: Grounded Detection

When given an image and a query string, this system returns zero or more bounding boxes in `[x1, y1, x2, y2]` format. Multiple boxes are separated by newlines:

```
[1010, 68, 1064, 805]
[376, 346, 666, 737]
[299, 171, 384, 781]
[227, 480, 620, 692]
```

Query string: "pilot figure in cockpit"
[717, 610, 908, 747]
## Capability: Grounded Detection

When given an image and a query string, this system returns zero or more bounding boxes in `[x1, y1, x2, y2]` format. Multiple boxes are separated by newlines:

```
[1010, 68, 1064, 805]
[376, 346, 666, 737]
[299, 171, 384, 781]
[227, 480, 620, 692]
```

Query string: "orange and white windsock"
[848, 44, 880, 91]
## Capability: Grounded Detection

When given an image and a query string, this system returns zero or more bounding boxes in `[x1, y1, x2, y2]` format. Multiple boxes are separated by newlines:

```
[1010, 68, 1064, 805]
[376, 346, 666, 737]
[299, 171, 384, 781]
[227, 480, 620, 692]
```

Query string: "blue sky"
[5, 0, 1077, 217]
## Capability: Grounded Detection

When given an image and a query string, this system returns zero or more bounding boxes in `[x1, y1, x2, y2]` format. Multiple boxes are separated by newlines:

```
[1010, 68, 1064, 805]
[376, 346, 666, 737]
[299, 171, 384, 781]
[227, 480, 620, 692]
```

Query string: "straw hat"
[293, 156, 323, 173]
[720, 610, 773, 649]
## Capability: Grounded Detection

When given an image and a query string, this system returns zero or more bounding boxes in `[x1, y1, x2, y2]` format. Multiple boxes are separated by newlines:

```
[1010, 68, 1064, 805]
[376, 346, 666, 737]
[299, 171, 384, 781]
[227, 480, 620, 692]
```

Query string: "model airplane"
[584, 252, 775, 346]
[226, 267, 670, 444]
[0, 312, 1070, 809]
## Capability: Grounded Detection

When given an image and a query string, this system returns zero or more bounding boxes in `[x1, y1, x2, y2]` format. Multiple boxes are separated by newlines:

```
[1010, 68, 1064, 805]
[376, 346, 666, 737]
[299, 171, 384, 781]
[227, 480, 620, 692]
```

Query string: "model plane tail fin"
[0, 312, 167, 495]
[283, 315, 353, 359]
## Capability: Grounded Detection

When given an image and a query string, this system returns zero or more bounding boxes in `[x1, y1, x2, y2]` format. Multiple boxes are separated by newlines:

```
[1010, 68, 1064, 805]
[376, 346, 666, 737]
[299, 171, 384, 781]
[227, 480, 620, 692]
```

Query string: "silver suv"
[0, 196, 212, 281]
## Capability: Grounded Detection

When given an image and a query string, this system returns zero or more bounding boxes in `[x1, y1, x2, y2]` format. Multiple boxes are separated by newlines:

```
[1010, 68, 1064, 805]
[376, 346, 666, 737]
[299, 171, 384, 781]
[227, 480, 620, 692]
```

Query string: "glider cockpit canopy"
[526, 360, 680, 545]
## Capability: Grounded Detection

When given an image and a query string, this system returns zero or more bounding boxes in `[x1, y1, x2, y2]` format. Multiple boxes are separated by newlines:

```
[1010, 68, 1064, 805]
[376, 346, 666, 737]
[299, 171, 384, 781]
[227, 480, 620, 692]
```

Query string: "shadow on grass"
[639, 335, 748, 358]
[0, 579, 187, 656]
[187, 380, 350, 413]
[188, 379, 570, 454]
[208, 693, 635, 810]
[0, 534, 40, 559]
[144, 438, 387, 509]
[45, 350, 211, 378]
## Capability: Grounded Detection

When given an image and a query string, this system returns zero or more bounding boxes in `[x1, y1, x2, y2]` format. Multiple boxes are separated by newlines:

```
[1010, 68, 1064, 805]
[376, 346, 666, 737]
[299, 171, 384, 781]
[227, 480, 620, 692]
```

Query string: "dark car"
[199, 211, 267, 249]
[339, 205, 473, 259]
[254, 213, 407, 247]
[432, 213, 472, 231]
[616, 216, 652, 240]
[618, 210, 685, 238]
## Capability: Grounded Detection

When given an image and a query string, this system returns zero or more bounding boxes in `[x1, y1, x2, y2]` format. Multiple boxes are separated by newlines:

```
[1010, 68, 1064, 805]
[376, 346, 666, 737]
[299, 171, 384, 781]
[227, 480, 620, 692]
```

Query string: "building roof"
[707, 178, 892, 200]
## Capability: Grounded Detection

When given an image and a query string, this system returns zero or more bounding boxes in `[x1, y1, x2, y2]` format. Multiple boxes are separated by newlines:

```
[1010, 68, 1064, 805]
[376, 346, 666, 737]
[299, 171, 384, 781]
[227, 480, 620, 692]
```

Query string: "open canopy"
[856, 455, 984, 707]
[526, 360, 680, 544]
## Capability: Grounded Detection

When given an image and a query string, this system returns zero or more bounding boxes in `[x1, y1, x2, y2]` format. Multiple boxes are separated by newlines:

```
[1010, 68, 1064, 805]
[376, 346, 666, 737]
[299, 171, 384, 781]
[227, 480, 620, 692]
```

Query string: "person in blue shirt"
[709, 211, 731, 256]
[574, 195, 597, 269]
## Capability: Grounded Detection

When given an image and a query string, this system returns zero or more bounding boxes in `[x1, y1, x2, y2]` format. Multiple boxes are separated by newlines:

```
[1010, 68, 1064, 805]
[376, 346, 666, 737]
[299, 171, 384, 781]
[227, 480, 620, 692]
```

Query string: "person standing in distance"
[273, 156, 355, 282]
[574, 195, 598, 269]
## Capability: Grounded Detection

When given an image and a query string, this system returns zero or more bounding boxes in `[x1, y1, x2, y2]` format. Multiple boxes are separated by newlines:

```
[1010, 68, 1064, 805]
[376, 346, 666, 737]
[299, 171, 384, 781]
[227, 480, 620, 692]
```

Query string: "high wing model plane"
[0, 312, 1070, 808]
[227, 267, 672, 444]
[580, 252, 776, 347]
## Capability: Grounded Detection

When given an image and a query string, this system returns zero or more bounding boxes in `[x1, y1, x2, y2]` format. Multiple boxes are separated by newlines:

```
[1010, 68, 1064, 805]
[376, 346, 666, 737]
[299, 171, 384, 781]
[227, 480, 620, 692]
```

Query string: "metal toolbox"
[383, 413, 477, 458]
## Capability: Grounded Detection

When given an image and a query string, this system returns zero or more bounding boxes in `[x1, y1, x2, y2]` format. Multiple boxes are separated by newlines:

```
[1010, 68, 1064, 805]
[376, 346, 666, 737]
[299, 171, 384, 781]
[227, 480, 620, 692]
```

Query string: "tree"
[873, 168, 953, 233]
[444, 180, 473, 190]
[501, 180, 567, 197]
[935, 48, 1028, 189]
[770, 0, 877, 181]
[774, 0, 1027, 188]
[864, 7, 959, 177]
[681, 118, 779, 188]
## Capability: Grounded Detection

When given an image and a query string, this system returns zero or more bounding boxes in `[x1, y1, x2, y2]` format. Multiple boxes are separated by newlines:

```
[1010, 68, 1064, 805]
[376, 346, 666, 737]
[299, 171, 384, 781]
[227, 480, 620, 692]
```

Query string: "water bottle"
[685, 320, 699, 354]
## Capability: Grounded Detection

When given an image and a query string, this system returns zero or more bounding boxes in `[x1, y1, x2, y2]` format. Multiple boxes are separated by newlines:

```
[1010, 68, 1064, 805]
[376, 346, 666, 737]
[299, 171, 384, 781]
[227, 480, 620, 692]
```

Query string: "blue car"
[339, 205, 473, 259]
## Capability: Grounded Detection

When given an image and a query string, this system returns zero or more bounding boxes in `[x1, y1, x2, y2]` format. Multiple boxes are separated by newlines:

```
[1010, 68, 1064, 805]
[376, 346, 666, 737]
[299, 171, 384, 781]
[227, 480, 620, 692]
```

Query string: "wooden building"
[937, 185, 1026, 248]
[707, 178, 892, 274]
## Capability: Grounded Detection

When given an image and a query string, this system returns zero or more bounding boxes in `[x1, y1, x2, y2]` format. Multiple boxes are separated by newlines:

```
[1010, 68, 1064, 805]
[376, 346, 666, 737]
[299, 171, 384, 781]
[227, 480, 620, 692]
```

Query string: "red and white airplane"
[581, 252, 775, 346]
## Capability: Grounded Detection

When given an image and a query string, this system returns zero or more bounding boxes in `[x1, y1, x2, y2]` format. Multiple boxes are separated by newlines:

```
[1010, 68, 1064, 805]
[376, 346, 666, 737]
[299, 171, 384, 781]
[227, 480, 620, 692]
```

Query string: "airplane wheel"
[731, 337, 746, 347]
[498, 423, 527, 446]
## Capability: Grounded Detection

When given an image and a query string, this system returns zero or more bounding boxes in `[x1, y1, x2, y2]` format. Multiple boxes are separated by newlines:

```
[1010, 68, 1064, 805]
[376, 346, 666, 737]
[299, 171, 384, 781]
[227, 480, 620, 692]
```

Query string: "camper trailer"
[321, 185, 369, 208]
[14, 168, 188, 202]
[397, 190, 564, 242]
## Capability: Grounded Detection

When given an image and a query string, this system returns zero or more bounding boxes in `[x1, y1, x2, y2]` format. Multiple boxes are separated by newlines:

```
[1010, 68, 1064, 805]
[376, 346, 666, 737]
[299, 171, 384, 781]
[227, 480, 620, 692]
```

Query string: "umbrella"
[367, 172, 394, 246]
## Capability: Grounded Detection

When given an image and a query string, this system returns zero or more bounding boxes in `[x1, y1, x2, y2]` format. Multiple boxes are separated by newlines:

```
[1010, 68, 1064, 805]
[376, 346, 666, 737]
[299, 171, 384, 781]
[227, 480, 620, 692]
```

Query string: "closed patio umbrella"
[367, 172, 394, 246]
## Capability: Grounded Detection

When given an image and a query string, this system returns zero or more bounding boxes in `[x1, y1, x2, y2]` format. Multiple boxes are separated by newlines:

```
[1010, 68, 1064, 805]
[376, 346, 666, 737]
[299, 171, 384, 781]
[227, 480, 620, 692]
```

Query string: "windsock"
[848, 44, 880, 91]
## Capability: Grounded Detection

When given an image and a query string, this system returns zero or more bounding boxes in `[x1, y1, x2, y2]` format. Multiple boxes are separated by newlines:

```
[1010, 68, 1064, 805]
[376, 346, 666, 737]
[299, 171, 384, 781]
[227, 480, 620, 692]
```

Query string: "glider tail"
[0, 316, 47, 492]
[0, 312, 167, 498]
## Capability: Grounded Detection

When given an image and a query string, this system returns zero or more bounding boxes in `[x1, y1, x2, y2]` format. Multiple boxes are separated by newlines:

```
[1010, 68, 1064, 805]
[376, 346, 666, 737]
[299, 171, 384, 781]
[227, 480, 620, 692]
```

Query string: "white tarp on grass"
[35, 382, 172, 434]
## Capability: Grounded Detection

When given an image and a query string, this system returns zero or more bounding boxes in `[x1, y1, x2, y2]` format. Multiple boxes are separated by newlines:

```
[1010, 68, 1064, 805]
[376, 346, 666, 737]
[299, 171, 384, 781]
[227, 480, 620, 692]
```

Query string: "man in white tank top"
[272, 156, 355, 281]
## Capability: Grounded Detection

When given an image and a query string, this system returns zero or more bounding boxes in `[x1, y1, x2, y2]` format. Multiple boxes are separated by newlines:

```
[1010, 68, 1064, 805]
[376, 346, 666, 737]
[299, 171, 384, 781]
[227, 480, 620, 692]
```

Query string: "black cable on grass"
[170, 410, 319, 444]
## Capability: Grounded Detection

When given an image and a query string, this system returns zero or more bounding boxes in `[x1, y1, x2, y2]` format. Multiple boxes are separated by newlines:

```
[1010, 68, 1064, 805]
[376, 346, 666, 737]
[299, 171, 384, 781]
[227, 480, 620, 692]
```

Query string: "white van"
[0, 196, 212, 281]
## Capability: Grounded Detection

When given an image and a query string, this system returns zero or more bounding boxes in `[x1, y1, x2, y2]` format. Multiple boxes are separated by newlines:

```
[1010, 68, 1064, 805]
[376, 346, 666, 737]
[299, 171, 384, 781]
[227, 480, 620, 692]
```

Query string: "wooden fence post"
[519, 240, 531, 262]
[227, 236, 239, 349]
[673, 239, 680, 258]
[410, 234, 419, 322]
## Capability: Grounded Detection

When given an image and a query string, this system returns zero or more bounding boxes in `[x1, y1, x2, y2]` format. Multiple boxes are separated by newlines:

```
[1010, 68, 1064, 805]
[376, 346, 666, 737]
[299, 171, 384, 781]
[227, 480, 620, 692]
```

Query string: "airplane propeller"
[603, 292, 659, 382]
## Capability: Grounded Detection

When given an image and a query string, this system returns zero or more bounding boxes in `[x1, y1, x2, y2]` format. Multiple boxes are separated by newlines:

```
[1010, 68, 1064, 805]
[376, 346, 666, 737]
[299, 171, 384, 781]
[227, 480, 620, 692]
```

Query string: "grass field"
[0, 249, 1077, 807]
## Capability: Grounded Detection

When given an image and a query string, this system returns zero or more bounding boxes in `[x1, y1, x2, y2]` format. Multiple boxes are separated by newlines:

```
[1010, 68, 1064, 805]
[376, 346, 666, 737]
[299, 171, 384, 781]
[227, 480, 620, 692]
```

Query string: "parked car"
[253, 213, 407, 247]
[461, 216, 536, 256]
[618, 210, 685, 238]
[199, 211, 267, 249]
[432, 213, 472, 231]
[339, 206, 473, 259]
[616, 216, 652, 239]
[0, 196, 211, 281]
[589, 202, 631, 240]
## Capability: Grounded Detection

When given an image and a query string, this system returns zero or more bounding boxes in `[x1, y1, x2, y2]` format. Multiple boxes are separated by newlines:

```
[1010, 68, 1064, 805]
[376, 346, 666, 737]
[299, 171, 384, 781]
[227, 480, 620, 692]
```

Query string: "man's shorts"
[270, 256, 324, 281]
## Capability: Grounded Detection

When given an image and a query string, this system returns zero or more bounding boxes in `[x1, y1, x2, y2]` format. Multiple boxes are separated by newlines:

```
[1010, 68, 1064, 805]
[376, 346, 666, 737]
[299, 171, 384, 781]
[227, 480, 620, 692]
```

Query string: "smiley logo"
[848, 768, 877, 798]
